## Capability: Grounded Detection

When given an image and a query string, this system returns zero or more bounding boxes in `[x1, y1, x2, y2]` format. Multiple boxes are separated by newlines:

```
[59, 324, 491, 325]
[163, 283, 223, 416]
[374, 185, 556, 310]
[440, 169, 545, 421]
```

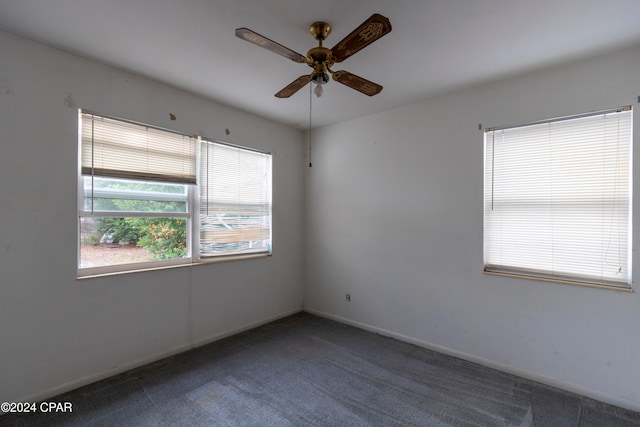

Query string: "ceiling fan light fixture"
[310, 61, 330, 85]
[311, 71, 329, 85]
[313, 83, 324, 97]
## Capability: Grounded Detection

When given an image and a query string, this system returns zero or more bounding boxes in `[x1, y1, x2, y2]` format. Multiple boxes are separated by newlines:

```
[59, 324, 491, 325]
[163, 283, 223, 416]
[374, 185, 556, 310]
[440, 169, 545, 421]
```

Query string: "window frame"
[77, 110, 272, 278]
[483, 106, 633, 291]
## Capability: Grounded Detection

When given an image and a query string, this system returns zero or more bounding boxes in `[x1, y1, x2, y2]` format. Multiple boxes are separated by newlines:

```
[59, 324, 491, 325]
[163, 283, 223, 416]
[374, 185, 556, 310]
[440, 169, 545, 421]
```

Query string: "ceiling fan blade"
[275, 75, 312, 98]
[235, 28, 307, 63]
[331, 14, 392, 63]
[332, 71, 383, 96]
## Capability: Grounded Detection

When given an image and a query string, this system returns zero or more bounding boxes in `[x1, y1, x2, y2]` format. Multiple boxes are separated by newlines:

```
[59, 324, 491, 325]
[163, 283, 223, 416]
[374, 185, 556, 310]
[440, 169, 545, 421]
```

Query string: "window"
[484, 107, 632, 289]
[78, 111, 272, 276]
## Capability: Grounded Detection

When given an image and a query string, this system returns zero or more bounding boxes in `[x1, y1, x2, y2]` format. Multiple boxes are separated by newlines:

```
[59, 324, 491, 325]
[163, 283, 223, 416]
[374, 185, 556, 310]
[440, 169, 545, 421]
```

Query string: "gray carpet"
[2, 312, 639, 426]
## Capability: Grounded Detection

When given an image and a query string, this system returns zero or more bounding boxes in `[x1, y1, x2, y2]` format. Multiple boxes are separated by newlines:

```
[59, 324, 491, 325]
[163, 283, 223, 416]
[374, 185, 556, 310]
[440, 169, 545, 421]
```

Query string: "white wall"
[0, 30, 305, 403]
[305, 44, 640, 411]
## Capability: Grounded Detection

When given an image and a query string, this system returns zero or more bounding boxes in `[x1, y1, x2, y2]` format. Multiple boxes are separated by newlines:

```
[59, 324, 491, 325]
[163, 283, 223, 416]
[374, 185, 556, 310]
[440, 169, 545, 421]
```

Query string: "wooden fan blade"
[275, 75, 312, 98]
[331, 14, 391, 63]
[332, 71, 383, 96]
[236, 28, 307, 63]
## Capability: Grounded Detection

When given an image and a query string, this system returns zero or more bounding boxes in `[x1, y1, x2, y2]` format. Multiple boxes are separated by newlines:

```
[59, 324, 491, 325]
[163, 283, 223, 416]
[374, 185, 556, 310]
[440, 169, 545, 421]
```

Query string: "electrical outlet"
[345, 293, 351, 302]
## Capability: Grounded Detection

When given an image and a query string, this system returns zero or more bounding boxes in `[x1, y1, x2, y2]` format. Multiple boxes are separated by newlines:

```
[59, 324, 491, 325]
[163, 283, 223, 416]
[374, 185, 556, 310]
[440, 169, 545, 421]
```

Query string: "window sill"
[77, 253, 270, 280]
[484, 270, 633, 293]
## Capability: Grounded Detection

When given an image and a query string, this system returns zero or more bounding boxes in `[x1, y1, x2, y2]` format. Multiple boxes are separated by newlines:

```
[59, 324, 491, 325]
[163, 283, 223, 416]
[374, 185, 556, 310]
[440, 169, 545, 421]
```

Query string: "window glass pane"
[79, 216, 188, 268]
[82, 177, 187, 213]
[199, 141, 272, 257]
[200, 212, 271, 256]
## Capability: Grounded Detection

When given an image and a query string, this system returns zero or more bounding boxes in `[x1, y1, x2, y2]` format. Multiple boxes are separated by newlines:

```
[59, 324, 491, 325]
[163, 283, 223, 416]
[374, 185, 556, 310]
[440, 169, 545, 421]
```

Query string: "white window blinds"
[484, 107, 632, 288]
[199, 140, 272, 257]
[81, 112, 197, 184]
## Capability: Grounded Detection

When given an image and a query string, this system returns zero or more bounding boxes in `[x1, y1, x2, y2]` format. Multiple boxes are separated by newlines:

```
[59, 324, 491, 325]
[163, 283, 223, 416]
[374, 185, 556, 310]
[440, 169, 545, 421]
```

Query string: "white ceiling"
[1, 0, 640, 129]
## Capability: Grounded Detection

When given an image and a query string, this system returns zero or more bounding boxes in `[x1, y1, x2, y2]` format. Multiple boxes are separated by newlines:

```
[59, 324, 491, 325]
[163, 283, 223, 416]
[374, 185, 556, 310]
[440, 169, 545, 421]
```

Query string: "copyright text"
[1, 401, 73, 413]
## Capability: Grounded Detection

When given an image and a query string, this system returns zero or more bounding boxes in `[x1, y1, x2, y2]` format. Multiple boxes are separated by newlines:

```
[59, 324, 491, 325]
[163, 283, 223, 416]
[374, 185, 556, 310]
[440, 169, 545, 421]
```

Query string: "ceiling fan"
[235, 14, 391, 98]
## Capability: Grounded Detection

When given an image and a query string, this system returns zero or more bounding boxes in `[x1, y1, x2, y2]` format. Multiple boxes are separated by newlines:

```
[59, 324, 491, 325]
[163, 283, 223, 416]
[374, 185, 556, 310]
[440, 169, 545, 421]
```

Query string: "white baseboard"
[303, 307, 640, 413]
[190, 307, 302, 348]
[15, 307, 302, 405]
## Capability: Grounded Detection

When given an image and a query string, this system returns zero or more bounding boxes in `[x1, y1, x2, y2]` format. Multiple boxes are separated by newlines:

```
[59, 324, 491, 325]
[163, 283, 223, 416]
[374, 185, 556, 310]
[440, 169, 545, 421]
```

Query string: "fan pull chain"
[308, 83, 312, 168]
